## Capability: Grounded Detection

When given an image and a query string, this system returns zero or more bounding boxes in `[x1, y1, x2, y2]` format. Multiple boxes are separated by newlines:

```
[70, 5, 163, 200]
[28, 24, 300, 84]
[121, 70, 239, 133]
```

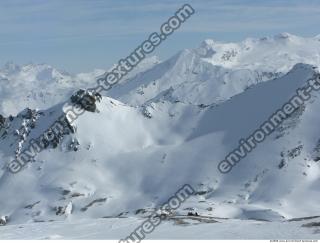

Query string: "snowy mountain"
[108, 32, 320, 106]
[0, 57, 159, 116]
[1, 33, 320, 234]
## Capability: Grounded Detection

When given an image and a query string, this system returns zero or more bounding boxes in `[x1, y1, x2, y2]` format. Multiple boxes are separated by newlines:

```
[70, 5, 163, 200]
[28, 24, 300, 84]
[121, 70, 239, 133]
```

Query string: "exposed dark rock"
[278, 159, 286, 169]
[70, 192, 85, 198]
[287, 145, 303, 159]
[289, 215, 320, 222]
[302, 222, 320, 227]
[0, 216, 9, 226]
[24, 201, 40, 209]
[187, 211, 199, 216]
[0, 114, 5, 128]
[194, 190, 207, 196]
[69, 138, 80, 152]
[142, 106, 152, 118]
[81, 198, 107, 212]
[54, 202, 72, 216]
[55, 206, 65, 216]
[135, 208, 147, 215]
[70, 89, 102, 112]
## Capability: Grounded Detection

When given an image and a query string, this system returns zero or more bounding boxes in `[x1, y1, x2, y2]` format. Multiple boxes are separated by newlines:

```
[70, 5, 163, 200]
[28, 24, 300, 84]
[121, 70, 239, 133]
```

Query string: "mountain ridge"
[1, 33, 320, 224]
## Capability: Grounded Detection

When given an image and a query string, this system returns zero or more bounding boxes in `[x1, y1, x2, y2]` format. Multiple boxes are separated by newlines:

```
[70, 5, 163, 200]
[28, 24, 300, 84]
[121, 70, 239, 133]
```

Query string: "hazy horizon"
[1, 0, 320, 73]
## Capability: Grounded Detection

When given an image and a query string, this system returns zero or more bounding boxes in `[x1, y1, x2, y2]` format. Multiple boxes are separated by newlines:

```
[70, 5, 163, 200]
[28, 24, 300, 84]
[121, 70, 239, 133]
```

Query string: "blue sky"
[0, 0, 320, 73]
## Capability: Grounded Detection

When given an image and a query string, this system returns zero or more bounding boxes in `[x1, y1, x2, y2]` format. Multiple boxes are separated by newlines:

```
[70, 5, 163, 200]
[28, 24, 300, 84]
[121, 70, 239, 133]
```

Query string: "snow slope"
[1, 33, 320, 239]
[1, 63, 319, 224]
[0, 57, 159, 116]
[1, 217, 319, 240]
[108, 33, 320, 106]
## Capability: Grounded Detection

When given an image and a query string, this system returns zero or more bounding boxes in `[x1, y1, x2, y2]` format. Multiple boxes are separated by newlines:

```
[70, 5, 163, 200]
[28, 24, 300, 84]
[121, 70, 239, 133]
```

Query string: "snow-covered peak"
[111, 33, 320, 107]
[0, 62, 319, 224]
[195, 33, 320, 74]
[274, 32, 299, 40]
[0, 56, 160, 116]
[2, 33, 320, 226]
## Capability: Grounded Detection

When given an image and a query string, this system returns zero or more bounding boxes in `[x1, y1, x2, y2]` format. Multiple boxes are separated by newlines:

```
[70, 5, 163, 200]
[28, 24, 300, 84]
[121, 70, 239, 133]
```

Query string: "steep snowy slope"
[0, 63, 320, 225]
[2, 33, 319, 115]
[1, 33, 320, 229]
[108, 33, 320, 107]
[0, 63, 76, 116]
[0, 57, 160, 116]
[200, 33, 320, 72]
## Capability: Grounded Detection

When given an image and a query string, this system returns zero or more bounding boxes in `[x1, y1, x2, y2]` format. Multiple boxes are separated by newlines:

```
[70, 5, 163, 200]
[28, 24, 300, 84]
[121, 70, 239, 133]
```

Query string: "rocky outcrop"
[0, 216, 8, 226]
[70, 89, 102, 112]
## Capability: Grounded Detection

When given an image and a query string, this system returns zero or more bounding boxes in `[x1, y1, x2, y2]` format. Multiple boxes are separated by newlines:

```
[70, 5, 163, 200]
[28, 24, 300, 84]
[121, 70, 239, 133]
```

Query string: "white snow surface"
[0, 56, 159, 116]
[1, 33, 320, 239]
[1, 217, 320, 240]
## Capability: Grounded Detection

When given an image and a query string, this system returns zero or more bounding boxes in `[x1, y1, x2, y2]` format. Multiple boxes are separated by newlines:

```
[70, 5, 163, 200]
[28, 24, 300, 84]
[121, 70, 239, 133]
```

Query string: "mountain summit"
[1, 34, 320, 224]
